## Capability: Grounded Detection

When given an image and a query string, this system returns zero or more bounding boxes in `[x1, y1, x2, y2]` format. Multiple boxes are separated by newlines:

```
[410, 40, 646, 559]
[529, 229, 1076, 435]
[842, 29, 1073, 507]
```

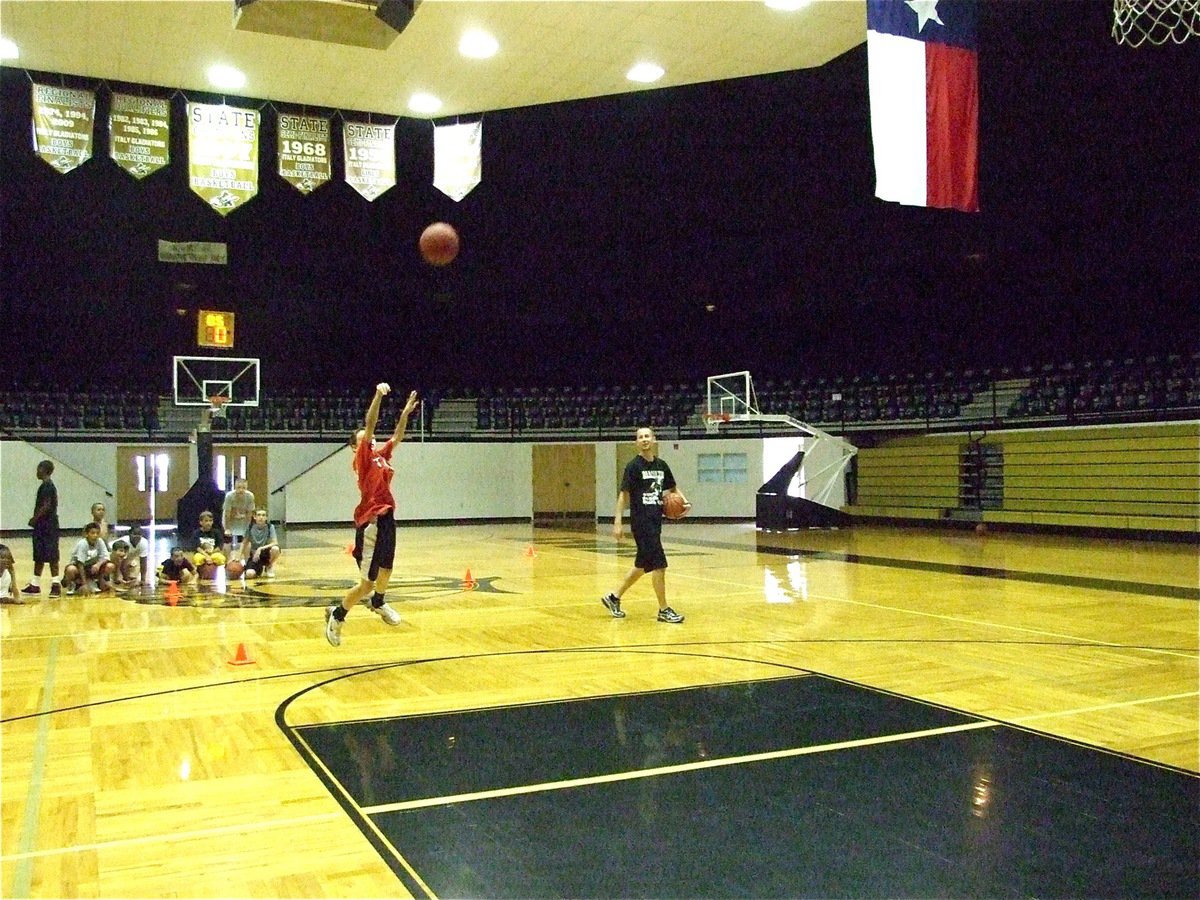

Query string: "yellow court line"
[0, 811, 343, 862]
[1012, 691, 1200, 723]
[808, 593, 1200, 661]
[361, 719, 997, 814]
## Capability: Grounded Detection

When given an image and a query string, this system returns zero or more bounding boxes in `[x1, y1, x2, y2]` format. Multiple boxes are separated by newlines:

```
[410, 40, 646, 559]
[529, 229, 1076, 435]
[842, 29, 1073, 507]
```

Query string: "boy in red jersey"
[325, 382, 420, 647]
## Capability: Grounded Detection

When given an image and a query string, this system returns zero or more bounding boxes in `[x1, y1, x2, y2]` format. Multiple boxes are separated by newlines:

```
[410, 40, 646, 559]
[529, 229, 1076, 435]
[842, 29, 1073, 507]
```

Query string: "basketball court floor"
[1, 521, 1196, 897]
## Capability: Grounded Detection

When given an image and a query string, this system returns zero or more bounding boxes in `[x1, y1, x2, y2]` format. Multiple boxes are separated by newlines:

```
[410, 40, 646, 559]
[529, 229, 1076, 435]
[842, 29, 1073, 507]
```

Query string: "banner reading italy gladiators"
[277, 113, 331, 194]
[187, 102, 260, 215]
[31, 84, 95, 174]
[343, 120, 395, 201]
[109, 93, 170, 179]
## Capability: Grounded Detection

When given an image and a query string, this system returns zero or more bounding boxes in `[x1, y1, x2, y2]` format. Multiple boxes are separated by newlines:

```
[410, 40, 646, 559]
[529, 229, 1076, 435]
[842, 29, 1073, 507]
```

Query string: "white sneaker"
[265, 567, 276, 578]
[245, 569, 257, 579]
[368, 601, 401, 626]
[324, 604, 343, 647]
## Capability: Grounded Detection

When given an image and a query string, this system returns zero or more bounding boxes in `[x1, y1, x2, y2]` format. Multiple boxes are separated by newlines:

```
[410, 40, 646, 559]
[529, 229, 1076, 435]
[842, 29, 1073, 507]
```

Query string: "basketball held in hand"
[663, 492, 688, 520]
[419, 221, 460, 266]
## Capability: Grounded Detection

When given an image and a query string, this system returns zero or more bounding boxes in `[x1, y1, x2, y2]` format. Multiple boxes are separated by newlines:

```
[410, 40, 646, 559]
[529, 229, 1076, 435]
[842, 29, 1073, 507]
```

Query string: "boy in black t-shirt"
[600, 426, 690, 623]
[189, 510, 226, 579]
[21, 460, 62, 597]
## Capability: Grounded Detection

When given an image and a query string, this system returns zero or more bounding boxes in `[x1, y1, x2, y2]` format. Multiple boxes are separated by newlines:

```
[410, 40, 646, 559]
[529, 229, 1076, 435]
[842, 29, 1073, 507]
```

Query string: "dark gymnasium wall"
[1, 1, 1196, 392]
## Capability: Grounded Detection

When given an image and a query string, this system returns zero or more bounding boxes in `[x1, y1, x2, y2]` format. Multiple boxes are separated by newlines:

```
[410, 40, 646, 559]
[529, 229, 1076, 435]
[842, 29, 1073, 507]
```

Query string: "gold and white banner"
[433, 121, 482, 202]
[187, 102, 260, 215]
[277, 113, 331, 194]
[109, 93, 170, 179]
[31, 84, 95, 174]
[343, 120, 395, 202]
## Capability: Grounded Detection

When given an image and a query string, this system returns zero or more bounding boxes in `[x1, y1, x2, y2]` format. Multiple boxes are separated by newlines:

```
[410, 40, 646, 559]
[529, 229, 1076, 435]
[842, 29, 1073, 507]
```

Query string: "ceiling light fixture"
[626, 62, 664, 84]
[0, 37, 19, 60]
[207, 64, 246, 91]
[459, 29, 499, 59]
[765, 0, 814, 11]
[408, 92, 443, 114]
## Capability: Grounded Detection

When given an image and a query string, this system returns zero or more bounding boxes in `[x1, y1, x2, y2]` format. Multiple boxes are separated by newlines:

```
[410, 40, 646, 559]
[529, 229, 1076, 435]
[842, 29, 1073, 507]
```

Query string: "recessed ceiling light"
[207, 64, 246, 91]
[459, 29, 499, 59]
[626, 62, 664, 84]
[0, 37, 18, 60]
[765, 0, 813, 10]
[408, 92, 443, 114]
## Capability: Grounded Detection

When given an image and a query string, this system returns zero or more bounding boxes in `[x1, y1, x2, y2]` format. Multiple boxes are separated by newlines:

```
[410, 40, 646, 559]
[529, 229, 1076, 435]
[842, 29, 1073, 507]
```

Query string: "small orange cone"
[228, 642, 256, 666]
[165, 580, 180, 607]
[523, 545, 537, 558]
[344, 542, 355, 555]
[462, 568, 477, 590]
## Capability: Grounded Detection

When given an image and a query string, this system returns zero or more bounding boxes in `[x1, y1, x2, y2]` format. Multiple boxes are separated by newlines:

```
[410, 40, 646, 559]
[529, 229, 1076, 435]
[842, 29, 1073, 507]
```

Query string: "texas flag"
[867, 0, 979, 212]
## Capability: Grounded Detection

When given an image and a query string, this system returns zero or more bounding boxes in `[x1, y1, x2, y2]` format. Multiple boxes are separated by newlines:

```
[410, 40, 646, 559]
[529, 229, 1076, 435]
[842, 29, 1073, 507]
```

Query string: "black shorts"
[353, 513, 396, 582]
[32, 528, 60, 565]
[248, 547, 273, 570]
[632, 526, 668, 573]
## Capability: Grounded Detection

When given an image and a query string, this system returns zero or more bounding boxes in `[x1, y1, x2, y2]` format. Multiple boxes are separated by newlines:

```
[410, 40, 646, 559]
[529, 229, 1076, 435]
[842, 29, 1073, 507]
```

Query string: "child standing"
[22, 460, 62, 598]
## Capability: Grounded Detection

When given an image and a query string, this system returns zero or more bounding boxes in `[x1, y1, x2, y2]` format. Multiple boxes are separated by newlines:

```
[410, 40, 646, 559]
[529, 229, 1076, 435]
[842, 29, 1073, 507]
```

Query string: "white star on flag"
[905, 0, 944, 31]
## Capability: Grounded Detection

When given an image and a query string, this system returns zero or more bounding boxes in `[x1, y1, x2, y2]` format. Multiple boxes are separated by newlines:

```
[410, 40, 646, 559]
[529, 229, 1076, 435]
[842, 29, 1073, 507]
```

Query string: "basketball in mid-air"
[663, 492, 688, 520]
[419, 222, 460, 266]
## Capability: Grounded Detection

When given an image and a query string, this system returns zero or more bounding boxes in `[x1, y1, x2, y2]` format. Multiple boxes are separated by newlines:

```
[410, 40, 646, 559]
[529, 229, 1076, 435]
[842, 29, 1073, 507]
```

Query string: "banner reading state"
[31, 84, 95, 174]
[109, 93, 171, 179]
[277, 113, 332, 194]
[187, 102, 260, 215]
[343, 120, 396, 201]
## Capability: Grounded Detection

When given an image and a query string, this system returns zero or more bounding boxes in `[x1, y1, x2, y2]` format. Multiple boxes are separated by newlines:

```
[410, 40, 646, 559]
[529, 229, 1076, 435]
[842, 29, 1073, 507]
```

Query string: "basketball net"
[1112, 0, 1199, 45]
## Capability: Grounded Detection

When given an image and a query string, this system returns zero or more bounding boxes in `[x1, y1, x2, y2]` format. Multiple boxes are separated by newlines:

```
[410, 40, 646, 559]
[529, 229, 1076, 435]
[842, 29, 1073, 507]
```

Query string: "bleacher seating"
[2, 352, 1196, 440]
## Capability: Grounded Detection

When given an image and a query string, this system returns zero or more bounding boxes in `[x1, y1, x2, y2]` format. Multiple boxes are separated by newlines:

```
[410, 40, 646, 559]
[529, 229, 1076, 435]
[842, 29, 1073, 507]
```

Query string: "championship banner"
[277, 112, 331, 194]
[31, 84, 95, 174]
[343, 120, 396, 201]
[433, 121, 482, 202]
[187, 102, 260, 215]
[109, 93, 171, 179]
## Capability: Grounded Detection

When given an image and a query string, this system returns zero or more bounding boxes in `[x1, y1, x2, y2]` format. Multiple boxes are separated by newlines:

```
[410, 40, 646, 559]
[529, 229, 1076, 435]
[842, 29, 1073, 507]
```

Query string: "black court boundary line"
[672, 533, 1200, 600]
[6, 630, 1194, 725]
[276, 651, 1198, 896]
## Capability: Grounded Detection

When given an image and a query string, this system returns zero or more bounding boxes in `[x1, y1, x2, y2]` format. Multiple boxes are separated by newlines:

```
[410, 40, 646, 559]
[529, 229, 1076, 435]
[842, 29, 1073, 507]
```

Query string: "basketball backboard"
[706, 370, 760, 420]
[173, 356, 260, 408]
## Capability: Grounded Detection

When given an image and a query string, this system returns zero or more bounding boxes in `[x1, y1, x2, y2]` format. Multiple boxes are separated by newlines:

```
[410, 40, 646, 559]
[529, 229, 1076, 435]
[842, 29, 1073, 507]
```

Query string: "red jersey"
[352, 438, 396, 527]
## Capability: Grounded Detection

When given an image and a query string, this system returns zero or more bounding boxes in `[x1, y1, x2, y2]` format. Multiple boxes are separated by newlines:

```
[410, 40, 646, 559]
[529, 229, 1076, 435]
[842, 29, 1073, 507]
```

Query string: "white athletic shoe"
[368, 601, 401, 626]
[324, 604, 343, 647]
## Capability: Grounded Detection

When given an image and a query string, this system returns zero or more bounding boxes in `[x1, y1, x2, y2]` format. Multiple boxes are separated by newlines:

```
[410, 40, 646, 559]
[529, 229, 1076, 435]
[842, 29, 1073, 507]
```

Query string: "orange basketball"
[663, 492, 688, 520]
[227, 560, 245, 578]
[419, 222, 460, 266]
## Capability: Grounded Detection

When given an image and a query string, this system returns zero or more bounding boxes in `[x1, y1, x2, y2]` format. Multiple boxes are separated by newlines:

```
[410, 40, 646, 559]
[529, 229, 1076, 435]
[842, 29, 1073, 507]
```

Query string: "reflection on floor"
[293, 676, 1199, 899]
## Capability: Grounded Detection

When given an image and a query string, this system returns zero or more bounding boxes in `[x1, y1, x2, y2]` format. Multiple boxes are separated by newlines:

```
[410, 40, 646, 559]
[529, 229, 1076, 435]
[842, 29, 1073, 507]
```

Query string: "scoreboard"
[197, 309, 235, 349]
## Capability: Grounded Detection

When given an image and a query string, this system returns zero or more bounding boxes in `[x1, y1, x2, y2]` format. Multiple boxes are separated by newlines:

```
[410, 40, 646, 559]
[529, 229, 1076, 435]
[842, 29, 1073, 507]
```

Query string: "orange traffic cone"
[164, 580, 180, 607]
[344, 542, 355, 555]
[523, 545, 537, 558]
[462, 568, 477, 590]
[228, 642, 256, 666]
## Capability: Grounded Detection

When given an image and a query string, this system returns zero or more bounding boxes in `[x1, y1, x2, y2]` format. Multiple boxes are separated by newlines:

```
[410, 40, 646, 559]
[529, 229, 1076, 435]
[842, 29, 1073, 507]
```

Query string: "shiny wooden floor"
[1, 522, 1197, 898]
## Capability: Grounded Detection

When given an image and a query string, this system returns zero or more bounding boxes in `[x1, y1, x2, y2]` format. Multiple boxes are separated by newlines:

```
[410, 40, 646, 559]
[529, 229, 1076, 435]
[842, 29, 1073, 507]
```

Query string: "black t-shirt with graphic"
[621, 455, 677, 535]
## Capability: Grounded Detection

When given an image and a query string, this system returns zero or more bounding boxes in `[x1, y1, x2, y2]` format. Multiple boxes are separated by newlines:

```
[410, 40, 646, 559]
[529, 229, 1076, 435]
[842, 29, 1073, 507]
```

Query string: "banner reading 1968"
[31, 84, 95, 174]
[277, 113, 331, 194]
[109, 93, 170, 179]
[343, 121, 396, 202]
[187, 102, 260, 215]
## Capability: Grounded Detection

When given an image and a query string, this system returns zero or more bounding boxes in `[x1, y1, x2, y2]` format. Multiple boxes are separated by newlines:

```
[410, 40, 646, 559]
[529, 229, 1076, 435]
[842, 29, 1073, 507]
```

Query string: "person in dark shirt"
[601, 426, 690, 623]
[158, 547, 197, 584]
[189, 510, 226, 579]
[21, 460, 62, 597]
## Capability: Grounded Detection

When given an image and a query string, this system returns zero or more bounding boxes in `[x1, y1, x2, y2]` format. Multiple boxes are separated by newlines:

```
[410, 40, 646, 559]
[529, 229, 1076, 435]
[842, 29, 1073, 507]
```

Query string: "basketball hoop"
[703, 412, 731, 434]
[1112, 0, 1198, 46]
[207, 396, 230, 419]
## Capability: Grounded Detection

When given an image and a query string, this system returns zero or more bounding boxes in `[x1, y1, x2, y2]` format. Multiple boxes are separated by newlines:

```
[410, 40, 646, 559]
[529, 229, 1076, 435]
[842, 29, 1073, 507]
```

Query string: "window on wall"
[214, 454, 247, 490]
[134, 454, 170, 492]
[697, 452, 749, 484]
